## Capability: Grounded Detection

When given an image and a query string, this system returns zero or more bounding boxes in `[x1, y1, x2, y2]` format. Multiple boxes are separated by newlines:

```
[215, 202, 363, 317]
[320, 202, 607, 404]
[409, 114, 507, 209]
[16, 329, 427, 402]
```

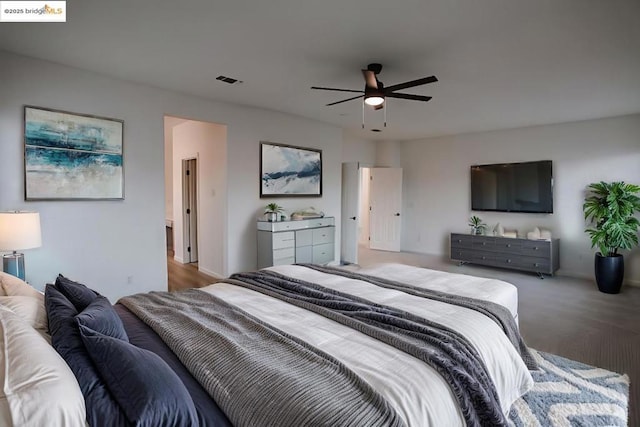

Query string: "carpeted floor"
[509, 349, 629, 426]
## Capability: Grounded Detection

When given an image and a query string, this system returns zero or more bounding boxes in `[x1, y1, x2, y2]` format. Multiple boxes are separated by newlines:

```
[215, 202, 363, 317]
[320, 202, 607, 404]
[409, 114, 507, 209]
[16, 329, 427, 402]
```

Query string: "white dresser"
[257, 217, 335, 269]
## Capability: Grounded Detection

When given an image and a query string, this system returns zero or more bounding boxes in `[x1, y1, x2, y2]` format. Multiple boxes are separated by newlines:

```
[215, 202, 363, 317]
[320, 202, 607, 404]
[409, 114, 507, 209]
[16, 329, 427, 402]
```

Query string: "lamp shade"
[0, 212, 42, 251]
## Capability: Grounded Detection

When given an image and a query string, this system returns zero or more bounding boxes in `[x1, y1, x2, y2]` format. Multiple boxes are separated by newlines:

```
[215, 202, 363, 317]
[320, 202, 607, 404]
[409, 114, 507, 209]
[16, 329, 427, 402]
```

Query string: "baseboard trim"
[174, 255, 184, 264]
[198, 266, 224, 279]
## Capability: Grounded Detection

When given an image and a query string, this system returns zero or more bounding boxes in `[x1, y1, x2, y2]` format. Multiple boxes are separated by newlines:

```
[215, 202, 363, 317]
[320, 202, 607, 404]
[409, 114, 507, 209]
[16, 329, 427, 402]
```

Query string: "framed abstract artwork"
[260, 142, 322, 198]
[24, 106, 124, 200]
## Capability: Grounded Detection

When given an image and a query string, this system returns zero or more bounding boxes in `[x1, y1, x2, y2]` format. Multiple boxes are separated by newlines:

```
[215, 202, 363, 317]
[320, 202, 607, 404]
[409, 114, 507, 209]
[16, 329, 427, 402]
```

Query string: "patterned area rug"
[509, 349, 629, 426]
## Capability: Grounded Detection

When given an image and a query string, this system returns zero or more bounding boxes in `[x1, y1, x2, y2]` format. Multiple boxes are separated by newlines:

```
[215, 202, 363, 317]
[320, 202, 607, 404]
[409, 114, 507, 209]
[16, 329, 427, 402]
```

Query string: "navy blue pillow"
[45, 285, 129, 427]
[55, 274, 98, 312]
[79, 324, 198, 427]
[75, 296, 129, 342]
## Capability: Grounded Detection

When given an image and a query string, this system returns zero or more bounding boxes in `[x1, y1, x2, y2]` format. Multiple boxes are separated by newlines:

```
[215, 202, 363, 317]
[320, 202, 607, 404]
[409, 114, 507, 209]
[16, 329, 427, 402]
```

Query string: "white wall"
[0, 50, 343, 300]
[400, 114, 640, 285]
[164, 116, 188, 222]
[171, 120, 227, 278]
[342, 132, 377, 165]
[375, 140, 402, 167]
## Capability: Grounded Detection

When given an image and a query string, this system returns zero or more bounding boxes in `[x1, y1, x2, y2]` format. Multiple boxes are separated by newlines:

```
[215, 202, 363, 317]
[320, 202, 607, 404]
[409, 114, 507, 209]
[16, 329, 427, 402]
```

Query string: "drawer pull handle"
[482, 256, 486, 260]
[534, 247, 539, 250]
[482, 242, 486, 246]
[534, 263, 539, 267]
[506, 244, 511, 248]
[457, 239, 462, 243]
[507, 259, 512, 263]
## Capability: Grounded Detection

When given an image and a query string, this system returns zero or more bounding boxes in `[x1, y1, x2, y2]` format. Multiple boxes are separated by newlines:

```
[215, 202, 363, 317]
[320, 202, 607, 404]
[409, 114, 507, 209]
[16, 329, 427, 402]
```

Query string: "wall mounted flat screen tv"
[471, 160, 553, 213]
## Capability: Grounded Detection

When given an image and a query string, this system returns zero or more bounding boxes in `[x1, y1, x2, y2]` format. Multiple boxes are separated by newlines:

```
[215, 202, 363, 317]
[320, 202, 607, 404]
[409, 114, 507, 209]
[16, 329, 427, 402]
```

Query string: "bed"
[0, 263, 534, 427]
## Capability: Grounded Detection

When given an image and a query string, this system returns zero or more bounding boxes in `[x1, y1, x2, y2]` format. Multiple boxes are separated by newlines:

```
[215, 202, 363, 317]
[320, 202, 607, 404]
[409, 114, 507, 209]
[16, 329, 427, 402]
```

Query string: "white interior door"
[182, 158, 198, 263]
[341, 162, 360, 264]
[369, 167, 402, 252]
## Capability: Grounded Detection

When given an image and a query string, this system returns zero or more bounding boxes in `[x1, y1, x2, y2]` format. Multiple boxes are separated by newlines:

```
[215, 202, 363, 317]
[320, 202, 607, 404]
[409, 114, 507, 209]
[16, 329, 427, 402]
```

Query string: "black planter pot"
[594, 253, 624, 294]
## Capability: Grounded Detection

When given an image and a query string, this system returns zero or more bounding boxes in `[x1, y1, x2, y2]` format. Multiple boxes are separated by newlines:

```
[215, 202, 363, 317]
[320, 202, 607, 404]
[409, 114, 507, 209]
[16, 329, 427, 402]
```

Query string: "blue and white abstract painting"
[261, 142, 322, 197]
[24, 107, 124, 200]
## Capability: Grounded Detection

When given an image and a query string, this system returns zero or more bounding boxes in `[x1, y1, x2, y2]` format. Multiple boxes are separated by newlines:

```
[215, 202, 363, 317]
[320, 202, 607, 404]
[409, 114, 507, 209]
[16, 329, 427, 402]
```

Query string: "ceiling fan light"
[364, 95, 385, 106]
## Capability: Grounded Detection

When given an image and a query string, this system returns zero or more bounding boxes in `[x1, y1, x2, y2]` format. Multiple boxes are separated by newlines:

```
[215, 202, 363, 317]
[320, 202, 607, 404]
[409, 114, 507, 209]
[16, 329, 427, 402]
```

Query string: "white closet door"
[369, 168, 402, 252]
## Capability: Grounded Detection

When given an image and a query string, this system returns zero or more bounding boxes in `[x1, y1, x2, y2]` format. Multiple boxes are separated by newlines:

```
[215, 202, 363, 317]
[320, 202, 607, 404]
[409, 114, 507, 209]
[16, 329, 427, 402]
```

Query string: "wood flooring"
[167, 247, 639, 425]
[167, 251, 220, 292]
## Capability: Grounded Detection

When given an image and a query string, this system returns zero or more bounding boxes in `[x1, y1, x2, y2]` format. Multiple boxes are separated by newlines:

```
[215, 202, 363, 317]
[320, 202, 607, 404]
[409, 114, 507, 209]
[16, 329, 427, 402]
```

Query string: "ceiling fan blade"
[361, 69, 378, 89]
[311, 86, 364, 94]
[384, 76, 438, 93]
[326, 94, 364, 106]
[385, 93, 432, 102]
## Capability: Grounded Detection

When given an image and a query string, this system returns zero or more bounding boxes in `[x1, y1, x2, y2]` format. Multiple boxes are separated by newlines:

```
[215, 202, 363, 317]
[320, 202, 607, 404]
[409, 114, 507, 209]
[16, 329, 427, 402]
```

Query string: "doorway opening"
[164, 115, 228, 289]
[341, 164, 403, 266]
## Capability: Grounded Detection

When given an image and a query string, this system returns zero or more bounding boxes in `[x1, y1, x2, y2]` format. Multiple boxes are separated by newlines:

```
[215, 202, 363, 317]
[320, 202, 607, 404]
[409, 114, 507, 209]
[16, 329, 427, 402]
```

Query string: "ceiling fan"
[311, 63, 437, 110]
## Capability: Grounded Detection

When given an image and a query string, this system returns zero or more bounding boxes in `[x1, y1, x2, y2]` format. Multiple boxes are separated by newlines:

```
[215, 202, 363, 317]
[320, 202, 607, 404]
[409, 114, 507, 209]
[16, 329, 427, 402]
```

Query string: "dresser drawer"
[517, 256, 550, 273]
[272, 231, 295, 249]
[308, 218, 334, 228]
[521, 240, 550, 256]
[273, 247, 295, 260]
[312, 243, 334, 264]
[472, 237, 495, 250]
[312, 227, 334, 245]
[295, 229, 313, 247]
[273, 256, 296, 266]
[451, 234, 473, 249]
[493, 238, 522, 253]
[295, 246, 312, 263]
[472, 252, 495, 264]
[450, 248, 473, 262]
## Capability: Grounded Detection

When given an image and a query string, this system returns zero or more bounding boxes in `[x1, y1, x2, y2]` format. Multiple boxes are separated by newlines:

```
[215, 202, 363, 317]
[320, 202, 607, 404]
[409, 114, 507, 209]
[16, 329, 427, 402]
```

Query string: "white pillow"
[0, 305, 86, 426]
[0, 272, 41, 299]
[0, 296, 48, 332]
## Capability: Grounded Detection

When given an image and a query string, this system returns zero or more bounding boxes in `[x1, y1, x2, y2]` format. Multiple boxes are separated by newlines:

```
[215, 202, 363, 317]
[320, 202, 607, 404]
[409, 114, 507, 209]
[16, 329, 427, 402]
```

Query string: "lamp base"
[2, 252, 25, 281]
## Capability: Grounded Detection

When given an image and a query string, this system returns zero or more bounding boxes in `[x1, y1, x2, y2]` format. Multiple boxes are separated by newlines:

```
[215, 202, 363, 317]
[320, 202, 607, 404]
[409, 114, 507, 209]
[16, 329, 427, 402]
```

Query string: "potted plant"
[583, 181, 640, 294]
[264, 203, 284, 222]
[468, 215, 487, 235]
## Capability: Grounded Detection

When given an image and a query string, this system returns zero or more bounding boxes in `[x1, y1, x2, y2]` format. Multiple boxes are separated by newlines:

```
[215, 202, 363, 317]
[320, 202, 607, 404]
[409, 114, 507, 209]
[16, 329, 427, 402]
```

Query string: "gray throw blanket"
[228, 269, 510, 427]
[300, 264, 537, 371]
[120, 290, 405, 427]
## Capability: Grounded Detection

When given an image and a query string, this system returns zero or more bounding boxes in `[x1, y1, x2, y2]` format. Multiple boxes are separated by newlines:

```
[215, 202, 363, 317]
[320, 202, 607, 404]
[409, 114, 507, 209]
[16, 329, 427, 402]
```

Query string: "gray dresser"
[257, 217, 335, 269]
[450, 233, 559, 276]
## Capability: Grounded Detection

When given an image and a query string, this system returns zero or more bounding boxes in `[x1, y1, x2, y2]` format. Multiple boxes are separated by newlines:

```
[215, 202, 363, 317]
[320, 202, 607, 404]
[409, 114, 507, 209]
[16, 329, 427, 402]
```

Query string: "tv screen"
[471, 161, 553, 213]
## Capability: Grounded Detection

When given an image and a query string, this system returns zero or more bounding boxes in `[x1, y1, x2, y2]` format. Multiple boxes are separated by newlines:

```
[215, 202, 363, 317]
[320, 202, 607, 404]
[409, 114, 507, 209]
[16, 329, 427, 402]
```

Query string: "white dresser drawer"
[312, 227, 334, 245]
[295, 229, 313, 247]
[273, 256, 296, 266]
[273, 247, 295, 260]
[272, 231, 295, 249]
[312, 243, 334, 264]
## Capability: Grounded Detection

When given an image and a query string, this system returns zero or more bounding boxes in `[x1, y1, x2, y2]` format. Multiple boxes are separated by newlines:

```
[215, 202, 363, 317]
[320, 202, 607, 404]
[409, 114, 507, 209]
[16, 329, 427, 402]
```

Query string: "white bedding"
[356, 263, 519, 320]
[201, 263, 532, 426]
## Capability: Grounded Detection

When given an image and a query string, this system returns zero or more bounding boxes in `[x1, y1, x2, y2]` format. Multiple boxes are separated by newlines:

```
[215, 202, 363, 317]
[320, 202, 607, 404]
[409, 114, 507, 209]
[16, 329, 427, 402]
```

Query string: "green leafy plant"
[583, 181, 640, 256]
[468, 215, 487, 235]
[264, 203, 284, 214]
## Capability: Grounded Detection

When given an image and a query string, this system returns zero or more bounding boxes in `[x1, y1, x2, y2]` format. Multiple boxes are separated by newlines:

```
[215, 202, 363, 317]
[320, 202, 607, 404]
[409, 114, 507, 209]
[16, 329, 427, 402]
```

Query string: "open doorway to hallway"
[164, 115, 228, 289]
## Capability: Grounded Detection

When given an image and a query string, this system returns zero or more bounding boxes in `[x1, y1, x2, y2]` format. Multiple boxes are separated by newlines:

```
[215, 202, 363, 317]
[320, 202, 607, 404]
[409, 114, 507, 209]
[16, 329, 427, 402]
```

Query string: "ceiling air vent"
[216, 75, 240, 84]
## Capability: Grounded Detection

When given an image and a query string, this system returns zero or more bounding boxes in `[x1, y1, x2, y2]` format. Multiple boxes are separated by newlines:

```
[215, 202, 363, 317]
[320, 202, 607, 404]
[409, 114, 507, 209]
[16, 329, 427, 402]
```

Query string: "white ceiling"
[1, 0, 639, 140]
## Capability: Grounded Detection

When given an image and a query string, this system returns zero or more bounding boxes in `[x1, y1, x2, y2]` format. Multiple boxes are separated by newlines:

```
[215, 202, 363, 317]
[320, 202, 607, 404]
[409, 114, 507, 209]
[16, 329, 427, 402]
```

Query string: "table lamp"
[0, 211, 42, 280]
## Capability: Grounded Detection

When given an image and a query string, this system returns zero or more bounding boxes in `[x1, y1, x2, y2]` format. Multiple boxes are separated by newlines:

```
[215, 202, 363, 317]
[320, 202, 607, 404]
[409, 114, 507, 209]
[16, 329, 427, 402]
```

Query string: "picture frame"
[24, 106, 124, 200]
[260, 142, 322, 198]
